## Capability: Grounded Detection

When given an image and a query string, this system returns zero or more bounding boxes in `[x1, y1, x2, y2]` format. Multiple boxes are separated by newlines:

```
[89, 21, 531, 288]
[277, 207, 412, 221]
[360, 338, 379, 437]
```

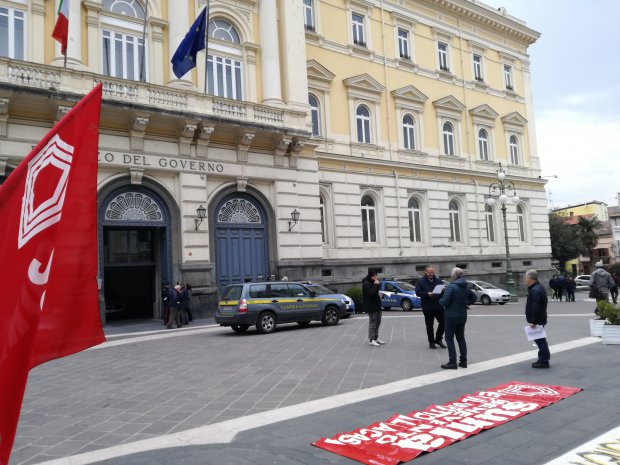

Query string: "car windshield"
[310, 284, 336, 295]
[396, 281, 415, 291]
[475, 281, 497, 289]
[220, 285, 243, 301]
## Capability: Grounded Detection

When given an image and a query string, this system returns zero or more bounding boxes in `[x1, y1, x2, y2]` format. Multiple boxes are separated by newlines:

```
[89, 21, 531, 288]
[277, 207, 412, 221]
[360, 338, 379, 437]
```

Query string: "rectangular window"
[303, 0, 315, 31]
[398, 29, 410, 59]
[207, 55, 243, 100]
[0, 7, 25, 60]
[504, 64, 514, 90]
[352, 13, 365, 46]
[321, 269, 332, 277]
[408, 210, 421, 242]
[473, 54, 483, 81]
[518, 215, 526, 242]
[486, 213, 495, 242]
[102, 30, 145, 81]
[438, 42, 449, 71]
[492, 262, 502, 268]
[449, 211, 461, 242]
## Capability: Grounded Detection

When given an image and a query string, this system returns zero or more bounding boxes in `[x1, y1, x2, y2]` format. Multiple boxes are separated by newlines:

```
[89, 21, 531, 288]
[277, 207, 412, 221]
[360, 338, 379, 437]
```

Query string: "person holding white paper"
[525, 269, 550, 368]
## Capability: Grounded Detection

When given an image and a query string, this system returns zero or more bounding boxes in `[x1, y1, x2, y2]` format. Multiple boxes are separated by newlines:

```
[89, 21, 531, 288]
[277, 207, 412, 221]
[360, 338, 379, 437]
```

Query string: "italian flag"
[52, 0, 70, 55]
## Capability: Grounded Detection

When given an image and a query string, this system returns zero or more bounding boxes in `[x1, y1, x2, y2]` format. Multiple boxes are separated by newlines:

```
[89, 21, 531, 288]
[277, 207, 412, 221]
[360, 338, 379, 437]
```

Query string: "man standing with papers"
[415, 265, 446, 349]
[525, 269, 550, 368]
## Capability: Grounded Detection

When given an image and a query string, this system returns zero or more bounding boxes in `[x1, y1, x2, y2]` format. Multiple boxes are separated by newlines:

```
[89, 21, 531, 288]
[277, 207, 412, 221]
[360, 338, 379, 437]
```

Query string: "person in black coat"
[362, 271, 385, 346]
[415, 265, 446, 349]
[525, 269, 550, 368]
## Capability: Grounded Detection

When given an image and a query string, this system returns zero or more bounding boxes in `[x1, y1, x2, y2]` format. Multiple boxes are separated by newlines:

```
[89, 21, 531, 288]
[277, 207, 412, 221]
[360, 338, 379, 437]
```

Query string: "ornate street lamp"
[486, 162, 520, 299]
[288, 209, 301, 231]
[194, 204, 206, 230]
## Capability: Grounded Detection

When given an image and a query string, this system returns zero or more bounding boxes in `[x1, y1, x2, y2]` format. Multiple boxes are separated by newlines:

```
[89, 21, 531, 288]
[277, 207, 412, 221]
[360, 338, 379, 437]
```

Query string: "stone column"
[30, 0, 45, 63]
[278, 0, 308, 112]
[167, 1, 193, 86]
[259, 0, 283, 105]
[150, 18, 167, 85]
[53, 0, 83, 67]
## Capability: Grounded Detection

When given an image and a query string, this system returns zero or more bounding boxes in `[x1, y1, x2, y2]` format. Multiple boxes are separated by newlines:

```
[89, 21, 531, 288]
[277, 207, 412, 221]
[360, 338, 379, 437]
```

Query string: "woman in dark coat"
[439, 267, 477, 369]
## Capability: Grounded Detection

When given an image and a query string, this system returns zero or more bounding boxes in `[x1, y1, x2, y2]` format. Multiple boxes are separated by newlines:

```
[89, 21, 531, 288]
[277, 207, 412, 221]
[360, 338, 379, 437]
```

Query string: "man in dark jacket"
[362, 271, 384, 346]
[415, 265, 446, 349]
[525, 269, 550, 368]
[438, 267, 477, 369]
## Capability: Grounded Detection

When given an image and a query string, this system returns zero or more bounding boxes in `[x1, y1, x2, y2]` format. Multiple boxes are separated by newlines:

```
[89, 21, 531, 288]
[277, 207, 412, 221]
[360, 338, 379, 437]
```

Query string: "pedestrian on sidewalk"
[166, 284, 182, 329]
[438, 267, 476, 369]
[590, 262, 615, 315]
[178, 281, 189, 325]
[610, 271, 619, 304]
[549, 276, 559, 301]
[362, 270, 385, 347]
[525, 269, 550, 368]
[415, 265, 446, 349]
[565, 276, 576, 302]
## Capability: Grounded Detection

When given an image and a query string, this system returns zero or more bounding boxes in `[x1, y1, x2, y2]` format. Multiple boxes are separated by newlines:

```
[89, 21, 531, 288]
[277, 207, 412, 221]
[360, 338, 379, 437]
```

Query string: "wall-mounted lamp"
[288, 209, 300, 231]
[194, 204, 206, 230]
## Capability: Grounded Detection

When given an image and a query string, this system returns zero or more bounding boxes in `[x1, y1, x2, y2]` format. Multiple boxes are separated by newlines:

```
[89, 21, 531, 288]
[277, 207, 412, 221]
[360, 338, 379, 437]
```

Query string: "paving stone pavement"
[11, 293, 614, 465]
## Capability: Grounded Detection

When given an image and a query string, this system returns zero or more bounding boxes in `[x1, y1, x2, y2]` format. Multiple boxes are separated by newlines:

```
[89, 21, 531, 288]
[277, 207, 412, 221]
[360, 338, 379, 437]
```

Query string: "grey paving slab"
[11, 295, 610, 465]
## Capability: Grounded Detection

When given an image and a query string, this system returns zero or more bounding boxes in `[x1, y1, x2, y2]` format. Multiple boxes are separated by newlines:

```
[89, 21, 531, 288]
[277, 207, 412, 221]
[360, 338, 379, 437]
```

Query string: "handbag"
[588, 285, 599, 300]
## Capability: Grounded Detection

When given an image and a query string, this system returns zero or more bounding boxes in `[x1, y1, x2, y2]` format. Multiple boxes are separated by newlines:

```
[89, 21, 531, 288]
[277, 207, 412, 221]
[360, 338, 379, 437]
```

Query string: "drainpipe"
[380, 0, 394, 161]
[394, 170, 404, 256]
[473, 178, 484, 254]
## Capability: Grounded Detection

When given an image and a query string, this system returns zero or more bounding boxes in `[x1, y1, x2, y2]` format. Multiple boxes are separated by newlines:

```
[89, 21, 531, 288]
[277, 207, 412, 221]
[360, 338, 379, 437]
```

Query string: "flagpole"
[140, 0, 149, 82]
[63, 50, 67, 68]
[204, 0, 210, 95]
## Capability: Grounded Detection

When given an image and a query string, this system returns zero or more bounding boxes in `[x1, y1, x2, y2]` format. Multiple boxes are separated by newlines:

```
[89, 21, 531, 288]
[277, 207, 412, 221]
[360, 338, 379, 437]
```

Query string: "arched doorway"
[214, 193, 269, 286]
[99, 186, 171, 321]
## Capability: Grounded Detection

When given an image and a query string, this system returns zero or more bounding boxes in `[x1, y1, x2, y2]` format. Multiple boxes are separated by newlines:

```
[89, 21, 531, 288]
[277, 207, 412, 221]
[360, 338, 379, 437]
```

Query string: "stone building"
[0, 0, 551, 320]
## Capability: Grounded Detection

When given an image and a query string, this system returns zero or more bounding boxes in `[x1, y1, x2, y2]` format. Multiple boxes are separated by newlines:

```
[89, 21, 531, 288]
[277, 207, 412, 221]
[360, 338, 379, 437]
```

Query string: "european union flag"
[171, 7, 207, 79]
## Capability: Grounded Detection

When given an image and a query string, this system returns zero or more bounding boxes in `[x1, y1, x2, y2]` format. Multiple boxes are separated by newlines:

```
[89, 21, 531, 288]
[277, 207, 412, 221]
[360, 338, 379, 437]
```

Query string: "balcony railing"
[0, 57, 307, 131]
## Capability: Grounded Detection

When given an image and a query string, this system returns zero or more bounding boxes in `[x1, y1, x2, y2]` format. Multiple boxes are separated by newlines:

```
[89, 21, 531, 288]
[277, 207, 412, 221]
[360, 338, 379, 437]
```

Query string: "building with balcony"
[0, 0, 550, 320]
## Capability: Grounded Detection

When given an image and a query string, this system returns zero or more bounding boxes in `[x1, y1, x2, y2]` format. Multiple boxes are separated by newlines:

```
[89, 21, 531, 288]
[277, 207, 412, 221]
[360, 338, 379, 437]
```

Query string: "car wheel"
[498, 302, 507, 306]
[481, 295, 492, 306]
[231, 324, 249, 333]
[297, 321, 311, 326]
[400, 299, 412, 312]
[256, 312, 276, 334]
[321, 306, 340, 326]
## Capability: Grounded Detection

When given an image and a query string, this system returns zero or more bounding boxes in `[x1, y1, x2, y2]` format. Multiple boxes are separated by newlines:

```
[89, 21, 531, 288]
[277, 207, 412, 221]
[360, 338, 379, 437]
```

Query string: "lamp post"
[485, 163, 520, 300]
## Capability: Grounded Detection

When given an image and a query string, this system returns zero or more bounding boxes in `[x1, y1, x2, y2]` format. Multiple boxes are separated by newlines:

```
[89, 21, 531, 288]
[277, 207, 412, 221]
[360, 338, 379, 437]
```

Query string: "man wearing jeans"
[362, 271, 385, 346]
[525, 269, 550, 368]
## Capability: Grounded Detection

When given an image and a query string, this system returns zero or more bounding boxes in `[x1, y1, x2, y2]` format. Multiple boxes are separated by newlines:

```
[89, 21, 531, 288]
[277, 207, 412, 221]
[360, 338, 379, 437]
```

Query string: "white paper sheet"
[524, 325, 547, 341]
[432, 284, 445, 294]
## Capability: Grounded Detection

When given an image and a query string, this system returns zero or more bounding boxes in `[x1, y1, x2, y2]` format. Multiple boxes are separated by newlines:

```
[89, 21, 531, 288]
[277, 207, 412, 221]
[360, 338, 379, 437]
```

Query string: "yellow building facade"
[0, 0, 550, 320]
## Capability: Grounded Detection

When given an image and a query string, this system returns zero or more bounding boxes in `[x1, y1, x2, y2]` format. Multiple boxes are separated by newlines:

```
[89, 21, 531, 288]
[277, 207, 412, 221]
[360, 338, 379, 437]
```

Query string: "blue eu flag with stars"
[171, 7, 207, 79]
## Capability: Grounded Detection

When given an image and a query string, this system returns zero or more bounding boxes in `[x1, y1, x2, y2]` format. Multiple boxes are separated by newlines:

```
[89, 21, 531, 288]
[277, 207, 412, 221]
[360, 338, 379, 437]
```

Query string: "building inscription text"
[98, 151, 225, 174]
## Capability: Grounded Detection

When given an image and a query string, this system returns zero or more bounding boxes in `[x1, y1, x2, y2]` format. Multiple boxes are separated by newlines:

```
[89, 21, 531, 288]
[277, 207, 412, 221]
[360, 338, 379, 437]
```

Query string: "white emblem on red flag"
[18, 134, 74, 249]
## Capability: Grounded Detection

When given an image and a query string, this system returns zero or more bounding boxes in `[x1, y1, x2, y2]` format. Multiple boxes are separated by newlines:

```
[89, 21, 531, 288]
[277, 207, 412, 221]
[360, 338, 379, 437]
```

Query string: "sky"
[481, 0, 620, 210]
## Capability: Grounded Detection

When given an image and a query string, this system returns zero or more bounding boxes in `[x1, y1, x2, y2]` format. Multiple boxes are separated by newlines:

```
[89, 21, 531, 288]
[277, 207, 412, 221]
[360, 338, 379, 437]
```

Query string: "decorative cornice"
[419, 0, 540, 45]
[432, 95, 465, 112]
[343, 73, 385, 94]
[306, 60, 336, 84]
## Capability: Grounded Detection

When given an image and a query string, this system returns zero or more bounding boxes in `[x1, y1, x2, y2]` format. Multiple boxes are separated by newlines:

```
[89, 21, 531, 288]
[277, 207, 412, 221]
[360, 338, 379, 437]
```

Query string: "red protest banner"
[313, 382, 581, 465]
[0, 84, 105, 465]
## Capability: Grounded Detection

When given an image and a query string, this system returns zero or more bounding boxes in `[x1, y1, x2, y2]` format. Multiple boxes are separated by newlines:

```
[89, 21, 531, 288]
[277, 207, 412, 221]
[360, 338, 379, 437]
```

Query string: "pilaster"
[259, 0, 283, 105]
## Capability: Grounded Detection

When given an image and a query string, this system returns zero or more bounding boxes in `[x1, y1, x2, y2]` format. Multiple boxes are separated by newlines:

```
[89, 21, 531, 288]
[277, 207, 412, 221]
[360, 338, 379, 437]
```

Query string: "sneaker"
[369, 340, 381, 347]
[441, 362, 458, 369]
[376, 339, 387, 345]
[532, 361, 550, 369]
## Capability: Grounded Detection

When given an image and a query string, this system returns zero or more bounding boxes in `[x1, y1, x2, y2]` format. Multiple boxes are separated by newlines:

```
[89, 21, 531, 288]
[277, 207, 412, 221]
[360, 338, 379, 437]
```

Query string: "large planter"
[602, 324, 620, 344]
[590, 318, 606, 337]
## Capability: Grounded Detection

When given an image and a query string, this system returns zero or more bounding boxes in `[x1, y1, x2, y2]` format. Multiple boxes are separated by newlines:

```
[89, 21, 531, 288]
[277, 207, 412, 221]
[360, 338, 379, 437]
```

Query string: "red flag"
[0, 84, 105, 465]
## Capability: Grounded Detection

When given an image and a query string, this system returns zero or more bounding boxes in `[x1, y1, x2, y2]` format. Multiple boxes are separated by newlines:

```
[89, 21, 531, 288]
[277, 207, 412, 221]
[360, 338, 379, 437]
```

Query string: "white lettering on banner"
[98, 151, 226, 174]
[28, 251, 54, 286]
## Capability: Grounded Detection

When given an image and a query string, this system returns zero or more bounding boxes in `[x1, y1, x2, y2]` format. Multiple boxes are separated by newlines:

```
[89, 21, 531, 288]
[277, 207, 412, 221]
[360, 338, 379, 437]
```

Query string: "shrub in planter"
[598, 301, 620, 325]
[346, 286, 363, 313]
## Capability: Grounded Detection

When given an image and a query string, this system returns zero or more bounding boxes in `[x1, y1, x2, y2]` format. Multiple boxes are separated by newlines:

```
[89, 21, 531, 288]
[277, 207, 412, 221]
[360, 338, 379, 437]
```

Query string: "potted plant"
[598, 301, 620, 344]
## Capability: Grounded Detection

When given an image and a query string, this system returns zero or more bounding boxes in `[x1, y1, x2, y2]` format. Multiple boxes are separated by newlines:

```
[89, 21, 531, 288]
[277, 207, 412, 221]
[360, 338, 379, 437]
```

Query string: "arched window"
[361, 195, 377, 242]
[509, 135, 519, 165]
[516, 204, 526, 241]
[449, 200, 461, 242]
[309, 94, 320, 136]
[356, 105, 371, 144]
[408, 197, 422, 242]
[485, 204, 495, 242]
[102, 0, 147, 81]
[319, 195, 326, 243]
[102, 0, 145, 18]
[403, 114, 415, 150]
[443, 121, 455, 155]
[478, 128, 489, 161]
[207, 19, 243, 100]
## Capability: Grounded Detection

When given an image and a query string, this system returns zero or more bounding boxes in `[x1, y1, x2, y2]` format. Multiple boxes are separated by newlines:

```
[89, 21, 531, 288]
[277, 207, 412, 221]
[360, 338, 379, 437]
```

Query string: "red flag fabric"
[0, 84, 105, 465]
